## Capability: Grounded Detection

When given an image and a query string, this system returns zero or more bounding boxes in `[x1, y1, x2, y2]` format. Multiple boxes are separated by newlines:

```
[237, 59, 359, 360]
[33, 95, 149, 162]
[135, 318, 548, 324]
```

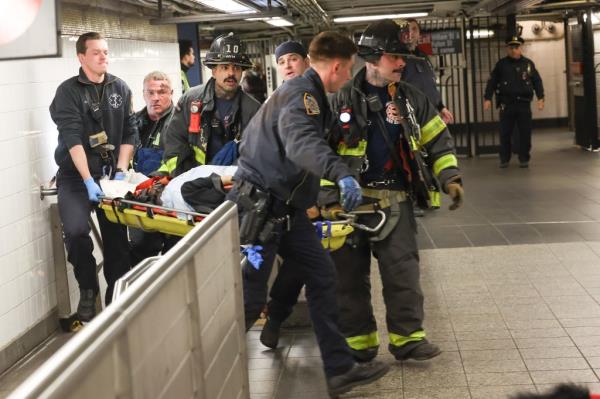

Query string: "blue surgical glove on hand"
[242, 245, 264, 270]
[83, 177, 104, 203]
[113, 171, 126, 181]
[337, 176, 362, 211]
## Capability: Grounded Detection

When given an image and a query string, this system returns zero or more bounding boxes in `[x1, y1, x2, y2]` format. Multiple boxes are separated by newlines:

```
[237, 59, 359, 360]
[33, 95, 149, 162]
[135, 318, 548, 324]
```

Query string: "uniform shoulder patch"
[303, 93, 320, 115]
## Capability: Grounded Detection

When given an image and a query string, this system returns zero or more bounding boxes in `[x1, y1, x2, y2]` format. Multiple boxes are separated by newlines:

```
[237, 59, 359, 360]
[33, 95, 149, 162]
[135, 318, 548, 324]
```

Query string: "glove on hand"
[83, 178, 104, 203]
[242, 245, 264, 270]
[447, 182, 464, 211]
[338, 176, 362, 211]
[113, 171, 126, 181]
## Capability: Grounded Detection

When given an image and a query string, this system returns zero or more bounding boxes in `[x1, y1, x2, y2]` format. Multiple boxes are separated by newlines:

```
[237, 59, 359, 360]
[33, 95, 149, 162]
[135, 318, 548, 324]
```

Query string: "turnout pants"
[331, 201, 425, 356]
[499, 102, 532, 164]
[57, 171, 131, 305]
[241, 208, 355, 378]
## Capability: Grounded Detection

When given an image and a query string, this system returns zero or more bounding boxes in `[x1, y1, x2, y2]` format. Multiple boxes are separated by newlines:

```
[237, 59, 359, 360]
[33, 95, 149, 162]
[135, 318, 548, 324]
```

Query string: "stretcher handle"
[337, 210, 387, 234]
[100, 196, 209, 219]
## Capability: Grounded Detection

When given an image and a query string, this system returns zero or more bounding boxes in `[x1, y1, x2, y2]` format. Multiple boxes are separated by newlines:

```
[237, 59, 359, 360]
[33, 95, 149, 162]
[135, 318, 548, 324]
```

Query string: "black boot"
[77, 288, 97, 322]
[350, 347, 378, 363]
[327, 360, 390, 398]
[260, 317, 281, 349]
[390, 339, 441, 361]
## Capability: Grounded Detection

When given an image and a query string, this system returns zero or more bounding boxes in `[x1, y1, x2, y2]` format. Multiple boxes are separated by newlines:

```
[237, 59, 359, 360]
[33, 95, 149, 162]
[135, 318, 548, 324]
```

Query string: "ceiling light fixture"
[333, 12, 428, 23]
[245, 16, 294, 26]
[192, 0, 255, 14]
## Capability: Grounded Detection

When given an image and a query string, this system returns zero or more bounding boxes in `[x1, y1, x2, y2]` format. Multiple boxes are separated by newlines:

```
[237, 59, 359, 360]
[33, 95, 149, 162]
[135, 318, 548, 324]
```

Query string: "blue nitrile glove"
[113, 171, 126, 180]
[242, 245, 263, 270]
[83, 177, 104, 203]
[337, 176, 362, 211]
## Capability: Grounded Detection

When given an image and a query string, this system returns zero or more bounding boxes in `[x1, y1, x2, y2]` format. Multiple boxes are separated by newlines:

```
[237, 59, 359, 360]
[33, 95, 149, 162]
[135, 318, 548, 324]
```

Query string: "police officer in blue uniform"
[229, 31, 389, 398]
[484, 36, 545, 168]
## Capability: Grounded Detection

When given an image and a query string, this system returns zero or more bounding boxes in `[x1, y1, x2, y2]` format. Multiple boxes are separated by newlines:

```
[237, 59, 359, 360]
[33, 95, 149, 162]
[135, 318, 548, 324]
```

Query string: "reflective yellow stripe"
[320, 179, 336, 186]
[429, 190, 441, 207]
[433, 153, 458, 176]
[420, 115, 446, 146]
[192, 146, 206, 165]
[158, 156, 178, 173]
[346, 331, 380, 351]
[337, 139, 367, 156]
[388, 330, 426, 348]
[181, 70, 190, 92]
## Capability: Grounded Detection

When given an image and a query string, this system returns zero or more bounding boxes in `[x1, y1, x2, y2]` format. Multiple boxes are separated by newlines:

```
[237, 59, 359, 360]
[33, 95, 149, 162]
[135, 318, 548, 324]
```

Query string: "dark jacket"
[50, 68, 137, 177]
[484, 56, 544, 105]
[135, 105, 173, 149]
[402, 47, 444, 111]
[160, 77, 261, 177]
[330, 67, 460, 200]
[235, 68, 354, 210]
[133, 105, 173, 175]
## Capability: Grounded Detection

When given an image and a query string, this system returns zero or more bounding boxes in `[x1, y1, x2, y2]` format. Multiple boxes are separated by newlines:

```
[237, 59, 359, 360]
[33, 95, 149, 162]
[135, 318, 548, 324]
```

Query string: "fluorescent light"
[266, 17, 294, 27]
[245, 16, 294, 26]
[466, 29, 494, 39]
[593, 13, 600, 25]
[192, 0, 255, 14]
[333, 12, 428, 23]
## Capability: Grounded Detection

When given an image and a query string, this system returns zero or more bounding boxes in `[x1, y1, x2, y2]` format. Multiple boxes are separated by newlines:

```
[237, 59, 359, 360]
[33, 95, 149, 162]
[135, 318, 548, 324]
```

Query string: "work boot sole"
[328, 363, 390, 398]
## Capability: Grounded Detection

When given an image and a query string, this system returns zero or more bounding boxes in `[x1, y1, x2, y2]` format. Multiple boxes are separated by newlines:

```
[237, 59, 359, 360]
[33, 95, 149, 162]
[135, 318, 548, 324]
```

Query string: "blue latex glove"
[337, 176, 362, 211]
[242, 245, 263, 270]
[113, 171, 126, 181]
[83, 177, 104, 203]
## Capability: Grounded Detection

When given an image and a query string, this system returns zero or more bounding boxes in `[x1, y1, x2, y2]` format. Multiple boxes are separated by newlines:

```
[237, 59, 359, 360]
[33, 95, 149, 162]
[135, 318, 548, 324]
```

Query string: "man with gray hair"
[129, 70, 174, 265]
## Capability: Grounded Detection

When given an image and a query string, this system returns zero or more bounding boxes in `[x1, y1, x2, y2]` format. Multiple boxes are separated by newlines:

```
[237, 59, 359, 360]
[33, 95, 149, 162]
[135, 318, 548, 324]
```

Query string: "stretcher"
[101, 197, 387, 248]
[100, 197, 208, 237]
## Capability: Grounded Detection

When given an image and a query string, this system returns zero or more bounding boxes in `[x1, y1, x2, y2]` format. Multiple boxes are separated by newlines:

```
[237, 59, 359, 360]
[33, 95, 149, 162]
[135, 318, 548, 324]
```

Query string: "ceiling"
[78, 0, 600, 38]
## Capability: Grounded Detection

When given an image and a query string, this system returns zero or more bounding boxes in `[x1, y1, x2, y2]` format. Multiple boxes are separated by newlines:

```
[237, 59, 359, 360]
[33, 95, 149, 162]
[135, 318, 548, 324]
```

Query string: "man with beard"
[160, 33, 261, 177]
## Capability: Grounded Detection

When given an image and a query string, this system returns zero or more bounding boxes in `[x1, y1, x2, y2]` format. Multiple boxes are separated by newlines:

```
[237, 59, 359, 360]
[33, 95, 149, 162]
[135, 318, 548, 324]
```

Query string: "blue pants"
[57, 171, 131, 305]
[499, 102, 532, 163]
[241, 208, 354, 378]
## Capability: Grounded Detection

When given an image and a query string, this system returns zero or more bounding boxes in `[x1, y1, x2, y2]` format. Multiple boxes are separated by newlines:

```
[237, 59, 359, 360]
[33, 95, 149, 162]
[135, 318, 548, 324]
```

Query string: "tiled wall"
[0, 35, 181, 351]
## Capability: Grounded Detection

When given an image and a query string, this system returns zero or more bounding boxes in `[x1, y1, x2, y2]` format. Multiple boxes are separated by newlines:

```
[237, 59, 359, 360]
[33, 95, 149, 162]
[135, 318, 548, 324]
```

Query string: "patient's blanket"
[161, 165, 237, 218]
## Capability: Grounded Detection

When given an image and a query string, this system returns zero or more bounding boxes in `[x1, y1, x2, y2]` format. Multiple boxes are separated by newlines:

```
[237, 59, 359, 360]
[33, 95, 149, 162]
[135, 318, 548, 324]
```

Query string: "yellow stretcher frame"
[100, 197, 208, 237]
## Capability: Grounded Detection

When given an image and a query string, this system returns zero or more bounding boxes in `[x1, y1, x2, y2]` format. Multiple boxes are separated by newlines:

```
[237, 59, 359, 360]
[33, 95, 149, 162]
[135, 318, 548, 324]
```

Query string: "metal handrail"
[8, 201, 240, 399]
[111, 256, 160, 302]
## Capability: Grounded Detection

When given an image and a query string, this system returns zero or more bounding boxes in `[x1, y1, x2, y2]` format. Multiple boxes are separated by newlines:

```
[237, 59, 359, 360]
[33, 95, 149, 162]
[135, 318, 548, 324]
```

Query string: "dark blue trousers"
[242, 210, 354, 378]
[57, 171, 131, 305]
[499, 102, 532, 164]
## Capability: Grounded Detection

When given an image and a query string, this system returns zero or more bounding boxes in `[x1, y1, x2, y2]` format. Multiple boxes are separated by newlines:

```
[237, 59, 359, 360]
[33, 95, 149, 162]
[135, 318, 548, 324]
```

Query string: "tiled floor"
[3, 129, 600, 399]
[247, 129, 600, 398]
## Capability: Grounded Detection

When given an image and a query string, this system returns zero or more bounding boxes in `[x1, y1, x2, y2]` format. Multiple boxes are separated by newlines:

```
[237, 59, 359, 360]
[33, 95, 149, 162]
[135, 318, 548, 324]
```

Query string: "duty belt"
[357, 188, 407, 211]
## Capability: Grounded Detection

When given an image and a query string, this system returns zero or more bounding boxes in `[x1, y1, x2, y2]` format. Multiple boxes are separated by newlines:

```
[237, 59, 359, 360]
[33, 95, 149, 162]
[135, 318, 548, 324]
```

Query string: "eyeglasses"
[144, 89, 172, 97]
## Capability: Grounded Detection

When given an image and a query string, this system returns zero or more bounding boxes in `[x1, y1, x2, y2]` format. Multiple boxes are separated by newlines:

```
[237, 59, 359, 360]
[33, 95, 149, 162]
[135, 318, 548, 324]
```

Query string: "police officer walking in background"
[50, 32, 137, 321]
[229, 31, 389, 397]
[159, 33, 261, 177]
[129, 71, 174, 265]
[325, 19, 463, 363]
[484, 36, 544, 168]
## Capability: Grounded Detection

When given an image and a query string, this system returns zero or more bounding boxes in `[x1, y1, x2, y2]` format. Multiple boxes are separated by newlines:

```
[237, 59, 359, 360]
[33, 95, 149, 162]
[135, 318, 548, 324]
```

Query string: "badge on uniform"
[304, 93, 320, 115]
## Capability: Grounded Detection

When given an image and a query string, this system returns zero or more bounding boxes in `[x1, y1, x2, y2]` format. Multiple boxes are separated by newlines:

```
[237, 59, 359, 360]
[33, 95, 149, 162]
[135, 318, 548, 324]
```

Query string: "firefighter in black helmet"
[322, 19, 463, 362]
[158, 32, 261, 177]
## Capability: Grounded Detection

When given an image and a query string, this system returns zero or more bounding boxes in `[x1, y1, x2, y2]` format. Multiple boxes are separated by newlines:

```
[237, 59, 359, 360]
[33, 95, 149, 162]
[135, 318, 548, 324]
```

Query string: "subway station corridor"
[247, 128, 600, 399]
